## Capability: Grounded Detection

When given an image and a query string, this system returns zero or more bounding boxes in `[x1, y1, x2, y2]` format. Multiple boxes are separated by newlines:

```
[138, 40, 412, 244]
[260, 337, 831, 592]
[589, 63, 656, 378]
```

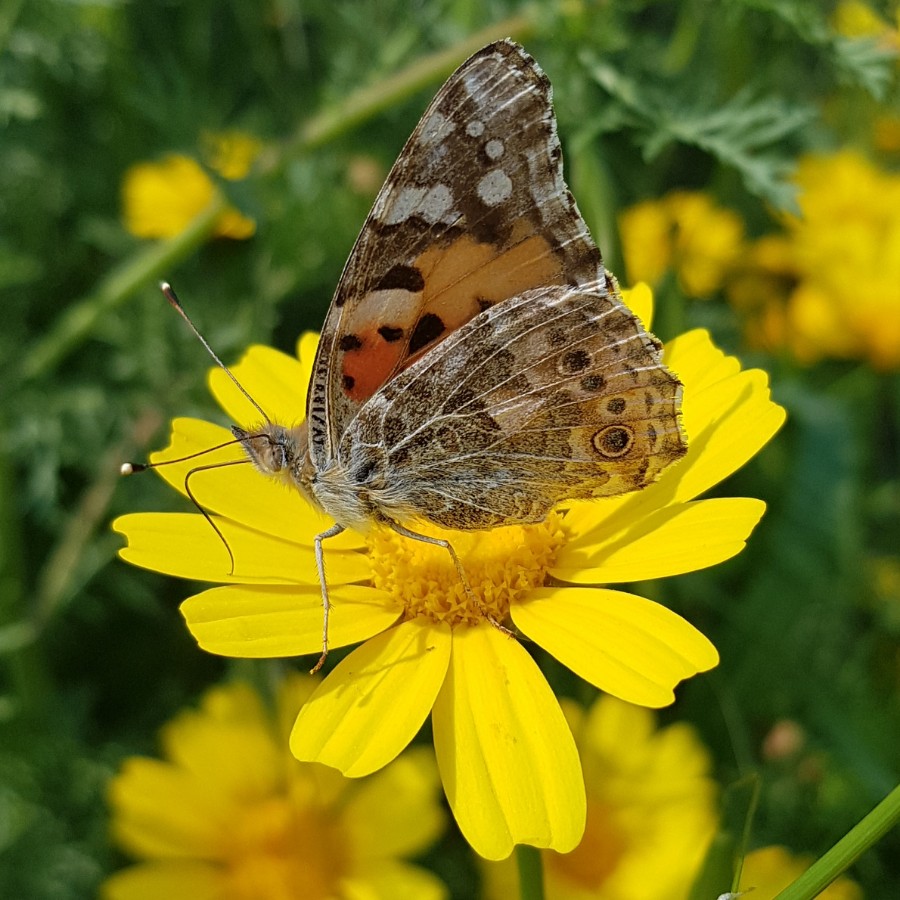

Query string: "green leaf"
[586, 59, 812, 210]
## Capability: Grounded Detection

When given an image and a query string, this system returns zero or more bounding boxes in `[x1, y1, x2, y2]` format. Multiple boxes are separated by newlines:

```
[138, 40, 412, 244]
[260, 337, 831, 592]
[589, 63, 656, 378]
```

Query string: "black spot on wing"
[408, 313, 446, 355]
[375, 264, 425, 293]
[378, 325, 404, 343]
[339, 334, 363, 352]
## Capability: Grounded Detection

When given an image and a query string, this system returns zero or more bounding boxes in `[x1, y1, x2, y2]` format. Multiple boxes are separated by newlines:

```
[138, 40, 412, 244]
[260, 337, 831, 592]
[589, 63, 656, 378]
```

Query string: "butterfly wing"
[342, 284, 687, 530]
[307, 40, 607, 468]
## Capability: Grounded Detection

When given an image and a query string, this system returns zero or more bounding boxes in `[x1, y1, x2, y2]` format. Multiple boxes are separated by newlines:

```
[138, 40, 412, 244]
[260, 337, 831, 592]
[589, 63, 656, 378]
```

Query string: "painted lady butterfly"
[229, 40, 686, 669]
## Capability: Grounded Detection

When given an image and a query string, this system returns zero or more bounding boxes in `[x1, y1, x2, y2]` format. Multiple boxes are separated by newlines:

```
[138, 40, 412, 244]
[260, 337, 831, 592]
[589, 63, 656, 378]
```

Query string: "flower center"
[367, 512, 567, 626]
[547, 799, 627, 890]
[223, 796, 347, 899]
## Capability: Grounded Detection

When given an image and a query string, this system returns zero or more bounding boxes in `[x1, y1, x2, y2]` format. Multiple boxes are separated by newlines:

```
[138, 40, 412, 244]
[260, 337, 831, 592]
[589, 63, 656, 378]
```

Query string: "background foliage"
[2, 0, 898, 897]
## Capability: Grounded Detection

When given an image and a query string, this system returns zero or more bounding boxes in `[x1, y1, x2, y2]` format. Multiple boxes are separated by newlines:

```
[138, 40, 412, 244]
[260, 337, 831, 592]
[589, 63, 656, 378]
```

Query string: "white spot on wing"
[380, 183, 457, 225]
[466, 120, 485, 137]
[477, 170, 512, 206]
[485, 139, 504, 160]
[420, 183, 455, 223]
[382, 186, 426, 225]
[420, 110, 455, 145]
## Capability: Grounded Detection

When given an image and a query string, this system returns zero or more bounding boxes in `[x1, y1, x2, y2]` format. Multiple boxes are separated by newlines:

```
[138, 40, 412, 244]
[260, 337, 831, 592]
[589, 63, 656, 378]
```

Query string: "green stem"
[21, 12, 540, 383]
[283, 11, 539, 157]
[515, 844, 545, 900]
[773, 782, 900, 900]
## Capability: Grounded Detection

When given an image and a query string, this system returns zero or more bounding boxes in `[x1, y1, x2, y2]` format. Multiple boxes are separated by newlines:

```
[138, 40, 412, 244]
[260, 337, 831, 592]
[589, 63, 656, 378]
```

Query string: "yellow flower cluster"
[103, 676, 447, 900]
[619, 191, 745, 298]
[730, 151, 900, 370]
[122, 130, 261, 240]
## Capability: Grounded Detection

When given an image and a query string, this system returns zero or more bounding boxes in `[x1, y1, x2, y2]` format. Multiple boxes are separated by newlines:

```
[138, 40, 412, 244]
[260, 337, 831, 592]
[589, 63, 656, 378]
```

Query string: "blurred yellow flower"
[729, 151, 900, 368]
[832, 0, 900, 59]
[122, 130, 261, 240]
[873, 113, 900, 153]
[114, 286, 784, 860]
[617, 201, 671, 287]
[481, 694, 718, 900]
[739, 845, 863, 900]
[790, 152, 900, 368]
[103, 676, 447, 900]
[832, 0, 894, 39]
[619, 191, 745, 298]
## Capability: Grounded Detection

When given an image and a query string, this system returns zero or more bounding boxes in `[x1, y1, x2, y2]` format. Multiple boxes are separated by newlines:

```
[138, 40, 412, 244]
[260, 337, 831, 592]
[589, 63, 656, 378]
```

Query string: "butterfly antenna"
[161, 281, 273, 426]
[120, 436, 246, 476]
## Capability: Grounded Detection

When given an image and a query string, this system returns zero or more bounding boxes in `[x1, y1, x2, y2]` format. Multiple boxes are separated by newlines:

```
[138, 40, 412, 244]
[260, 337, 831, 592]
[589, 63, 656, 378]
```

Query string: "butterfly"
[231, 39, 687, 670]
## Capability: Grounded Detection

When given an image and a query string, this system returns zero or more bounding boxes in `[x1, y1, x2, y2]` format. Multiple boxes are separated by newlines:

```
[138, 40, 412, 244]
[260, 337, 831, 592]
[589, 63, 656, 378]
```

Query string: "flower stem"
[20, 12, 539, 382]
[515, 844, 545, 900]
[283, 11, 539, 157]
[773, 782, 900, 900]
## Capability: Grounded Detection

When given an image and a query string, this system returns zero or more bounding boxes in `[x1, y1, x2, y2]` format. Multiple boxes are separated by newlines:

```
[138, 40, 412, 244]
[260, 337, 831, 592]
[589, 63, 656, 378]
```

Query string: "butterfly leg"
[311, 522, 346, 674]
[386, 520, 515, 639]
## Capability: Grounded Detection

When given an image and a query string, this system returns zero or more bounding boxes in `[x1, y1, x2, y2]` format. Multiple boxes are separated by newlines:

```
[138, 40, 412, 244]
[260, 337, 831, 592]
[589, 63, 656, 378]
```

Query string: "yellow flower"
[122, 130, 261, 240]
[103, 676, 447, 900]
[787, 151, 900, 369]
[481, 694, 718, 899]
[619, 192, 745, 298]
[739, 846, 863, 900]
[725, 235, 796, 354]
[832, 0, 899, 50]
[114, 285, 785, 860]
[618, 201, 672, 287]
[727, 152, 900, 368]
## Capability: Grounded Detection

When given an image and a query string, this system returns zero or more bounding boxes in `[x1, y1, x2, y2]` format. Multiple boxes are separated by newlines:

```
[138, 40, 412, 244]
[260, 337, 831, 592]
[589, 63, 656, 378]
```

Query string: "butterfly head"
[233, 422, 310, 491]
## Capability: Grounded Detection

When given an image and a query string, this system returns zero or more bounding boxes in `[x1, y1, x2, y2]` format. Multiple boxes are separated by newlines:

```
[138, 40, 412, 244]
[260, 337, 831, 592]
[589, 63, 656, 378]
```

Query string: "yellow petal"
[342, 747, 445, 860]
[512, 587, 719, 707]
[207, 344, 307, 429]
[665, 328, 741, 391]
[107, 758, 233, 859]
[295, 331, 321, 371]
[432, 626, 585, 860]
[340, 861, 448, 900]
[676, 379, 785, 504]
[113, 513, 370, 584]
[620, 281, 654, 327]
[665, 330, 786, 503]
[122, 156, 214, 240]
[291, 621, 451, 777]
[159, 683, 281, 799]
[182, 584, 398, 657]
[557, 498, 766, 582]
[102, 862, 222, 900]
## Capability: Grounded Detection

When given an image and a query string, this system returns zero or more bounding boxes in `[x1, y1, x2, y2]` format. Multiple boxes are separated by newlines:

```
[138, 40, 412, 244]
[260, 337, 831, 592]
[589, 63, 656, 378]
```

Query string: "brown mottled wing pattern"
[306, 40, 606, 468]
[340, 285, 687, 530]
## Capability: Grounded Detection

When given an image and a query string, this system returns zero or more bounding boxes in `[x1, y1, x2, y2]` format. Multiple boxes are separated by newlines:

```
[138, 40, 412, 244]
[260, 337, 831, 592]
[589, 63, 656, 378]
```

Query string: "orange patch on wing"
[341, 330, 405, 402]
[339, 226, 562, 403]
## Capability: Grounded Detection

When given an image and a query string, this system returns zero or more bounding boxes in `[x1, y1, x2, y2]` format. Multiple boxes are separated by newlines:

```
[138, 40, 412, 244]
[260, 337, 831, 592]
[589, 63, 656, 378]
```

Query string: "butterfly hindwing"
[306, 40, 608, 467]
[340, 284, 687, 530]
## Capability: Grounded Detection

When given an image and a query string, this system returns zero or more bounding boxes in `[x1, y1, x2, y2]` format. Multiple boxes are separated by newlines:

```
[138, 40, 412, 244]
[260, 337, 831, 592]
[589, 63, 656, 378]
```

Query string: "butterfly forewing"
[307, 40, 608, 468]
[339, 285, 687, 530]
